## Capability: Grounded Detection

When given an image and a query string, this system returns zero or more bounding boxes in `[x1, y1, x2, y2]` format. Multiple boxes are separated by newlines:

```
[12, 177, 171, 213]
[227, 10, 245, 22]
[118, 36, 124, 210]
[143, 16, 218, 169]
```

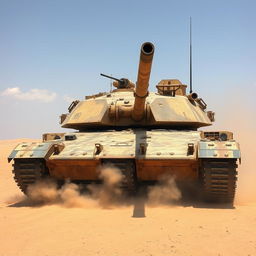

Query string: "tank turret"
[60, 41, 213, 130]
[132, 42, 154, 121]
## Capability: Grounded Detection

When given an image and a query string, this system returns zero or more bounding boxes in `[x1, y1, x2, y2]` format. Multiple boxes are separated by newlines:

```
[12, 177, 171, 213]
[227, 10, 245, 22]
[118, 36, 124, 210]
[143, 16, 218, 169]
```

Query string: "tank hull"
[9, 129, 240, 181]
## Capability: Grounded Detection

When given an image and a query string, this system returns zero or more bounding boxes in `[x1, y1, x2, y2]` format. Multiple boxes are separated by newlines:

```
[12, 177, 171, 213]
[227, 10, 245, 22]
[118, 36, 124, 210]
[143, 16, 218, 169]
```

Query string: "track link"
[200, 159, 238, 203]
[12, 159, 48, 194]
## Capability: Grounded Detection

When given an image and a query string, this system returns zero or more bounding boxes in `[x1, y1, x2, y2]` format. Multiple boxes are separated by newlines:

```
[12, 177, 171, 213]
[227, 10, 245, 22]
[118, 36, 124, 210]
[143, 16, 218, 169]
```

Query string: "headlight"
[220, 133, 228, 141]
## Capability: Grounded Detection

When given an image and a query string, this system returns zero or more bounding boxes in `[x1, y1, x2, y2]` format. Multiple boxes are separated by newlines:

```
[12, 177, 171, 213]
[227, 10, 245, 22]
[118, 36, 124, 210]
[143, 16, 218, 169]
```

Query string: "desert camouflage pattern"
[8, 129, 240, 182]
[198, 140, 240, 159]
[61, 90, 212, 129]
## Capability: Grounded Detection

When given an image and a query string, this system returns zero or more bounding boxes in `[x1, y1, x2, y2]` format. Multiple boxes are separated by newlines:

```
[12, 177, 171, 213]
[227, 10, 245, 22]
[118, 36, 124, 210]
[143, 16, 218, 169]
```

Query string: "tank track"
[200, 159, 238, 203]
[102, 160, 137, 195]
[12, 159, 48, 194]
[120, 161, 137, 195]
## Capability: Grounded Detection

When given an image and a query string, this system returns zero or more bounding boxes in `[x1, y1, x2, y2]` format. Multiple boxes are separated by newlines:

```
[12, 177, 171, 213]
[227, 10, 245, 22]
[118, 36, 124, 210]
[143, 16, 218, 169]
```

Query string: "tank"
[8, 42, 241, 203]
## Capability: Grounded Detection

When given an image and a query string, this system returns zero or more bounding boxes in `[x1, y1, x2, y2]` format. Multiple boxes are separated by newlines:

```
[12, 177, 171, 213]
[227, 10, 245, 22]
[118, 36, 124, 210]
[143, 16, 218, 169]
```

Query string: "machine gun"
[100, 73, 135, 89]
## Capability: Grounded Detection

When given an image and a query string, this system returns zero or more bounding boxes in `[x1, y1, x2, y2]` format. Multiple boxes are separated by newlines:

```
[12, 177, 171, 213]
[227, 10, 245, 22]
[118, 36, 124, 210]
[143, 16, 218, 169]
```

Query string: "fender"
[8, 142, 64, 162]
[198, 140, 241, 159]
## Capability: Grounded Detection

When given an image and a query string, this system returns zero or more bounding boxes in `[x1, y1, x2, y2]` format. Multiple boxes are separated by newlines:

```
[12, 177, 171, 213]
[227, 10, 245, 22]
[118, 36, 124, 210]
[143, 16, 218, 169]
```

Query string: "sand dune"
[0, 139, 256, 256]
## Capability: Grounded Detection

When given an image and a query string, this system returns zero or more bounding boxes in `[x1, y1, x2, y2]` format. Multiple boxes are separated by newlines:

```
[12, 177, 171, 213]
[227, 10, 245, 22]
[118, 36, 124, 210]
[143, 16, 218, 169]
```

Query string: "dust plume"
[147, 174, 181, 206]
[26, 166, 125, 208]
[27, 179, 59, 204]
[88, 165, 125, 207]
[26, 179, 97, 207]
[60, 183, 98, 208]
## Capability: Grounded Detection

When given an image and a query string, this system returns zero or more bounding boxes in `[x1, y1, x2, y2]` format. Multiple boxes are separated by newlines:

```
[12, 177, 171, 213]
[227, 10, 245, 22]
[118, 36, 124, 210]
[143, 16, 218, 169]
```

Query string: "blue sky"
[0, 0, 255, 139]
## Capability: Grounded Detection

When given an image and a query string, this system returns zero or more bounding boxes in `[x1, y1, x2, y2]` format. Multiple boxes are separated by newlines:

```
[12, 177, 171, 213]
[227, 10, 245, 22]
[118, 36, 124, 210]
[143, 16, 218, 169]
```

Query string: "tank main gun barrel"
[132, 42, 155, 121]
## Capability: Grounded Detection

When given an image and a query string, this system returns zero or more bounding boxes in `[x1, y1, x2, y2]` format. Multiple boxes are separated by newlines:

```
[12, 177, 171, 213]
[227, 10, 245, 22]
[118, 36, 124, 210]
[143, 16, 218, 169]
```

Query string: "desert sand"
[0, 139, 256, 256]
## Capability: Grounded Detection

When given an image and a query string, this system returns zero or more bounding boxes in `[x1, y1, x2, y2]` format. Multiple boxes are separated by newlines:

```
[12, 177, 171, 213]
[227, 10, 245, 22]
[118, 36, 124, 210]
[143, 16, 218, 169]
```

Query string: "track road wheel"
[12, 159, 49, 194]
[200, 159, 238, 204]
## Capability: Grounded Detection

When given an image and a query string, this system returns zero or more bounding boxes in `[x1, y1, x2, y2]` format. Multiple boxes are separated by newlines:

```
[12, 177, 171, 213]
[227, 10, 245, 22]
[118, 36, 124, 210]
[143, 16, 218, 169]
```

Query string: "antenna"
[110, 74, 113, 92]
[189, 17, 193, 93]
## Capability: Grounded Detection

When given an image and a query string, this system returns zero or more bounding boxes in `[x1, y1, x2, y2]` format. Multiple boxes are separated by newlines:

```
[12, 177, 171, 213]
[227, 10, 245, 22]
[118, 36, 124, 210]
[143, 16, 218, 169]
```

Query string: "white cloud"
[1, 87, 57, 102]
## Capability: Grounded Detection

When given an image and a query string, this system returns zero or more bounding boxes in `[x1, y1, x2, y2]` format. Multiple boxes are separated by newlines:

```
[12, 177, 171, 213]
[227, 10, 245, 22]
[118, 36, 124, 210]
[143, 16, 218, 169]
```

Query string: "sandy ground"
[1, 139, 256, 256]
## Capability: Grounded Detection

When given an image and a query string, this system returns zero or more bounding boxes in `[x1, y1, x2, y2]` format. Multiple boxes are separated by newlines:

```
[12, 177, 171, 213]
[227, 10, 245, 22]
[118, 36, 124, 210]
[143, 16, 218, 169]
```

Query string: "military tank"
[8, 42, 240, 203]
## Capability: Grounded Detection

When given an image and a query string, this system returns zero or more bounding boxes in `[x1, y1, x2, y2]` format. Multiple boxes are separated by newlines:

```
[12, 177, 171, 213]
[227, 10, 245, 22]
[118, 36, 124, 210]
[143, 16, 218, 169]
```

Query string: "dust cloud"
[27, 179, 97, 208]
[88, 165, 125, 207]
[26, 165, 125, 208]
[27, 179, 59, 204]
[25, 166, 182, 208]
[59, 183, 98, 208]
[147, 174, 181, 206]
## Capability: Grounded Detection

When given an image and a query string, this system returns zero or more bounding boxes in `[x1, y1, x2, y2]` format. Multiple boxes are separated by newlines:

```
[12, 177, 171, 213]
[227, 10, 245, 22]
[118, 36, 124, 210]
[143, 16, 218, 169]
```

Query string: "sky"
[0, 0, 255, 139]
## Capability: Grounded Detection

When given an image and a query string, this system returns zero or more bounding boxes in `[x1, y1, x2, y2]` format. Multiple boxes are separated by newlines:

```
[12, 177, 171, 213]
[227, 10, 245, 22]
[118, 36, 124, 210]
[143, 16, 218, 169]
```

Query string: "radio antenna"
[189, 17, 193, 93]
[110, 74, 113, 92]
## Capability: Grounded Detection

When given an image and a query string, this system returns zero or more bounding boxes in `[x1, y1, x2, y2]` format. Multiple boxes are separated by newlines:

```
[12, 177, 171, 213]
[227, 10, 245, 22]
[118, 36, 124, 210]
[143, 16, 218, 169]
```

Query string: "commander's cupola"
[156, 79, 187, 96]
